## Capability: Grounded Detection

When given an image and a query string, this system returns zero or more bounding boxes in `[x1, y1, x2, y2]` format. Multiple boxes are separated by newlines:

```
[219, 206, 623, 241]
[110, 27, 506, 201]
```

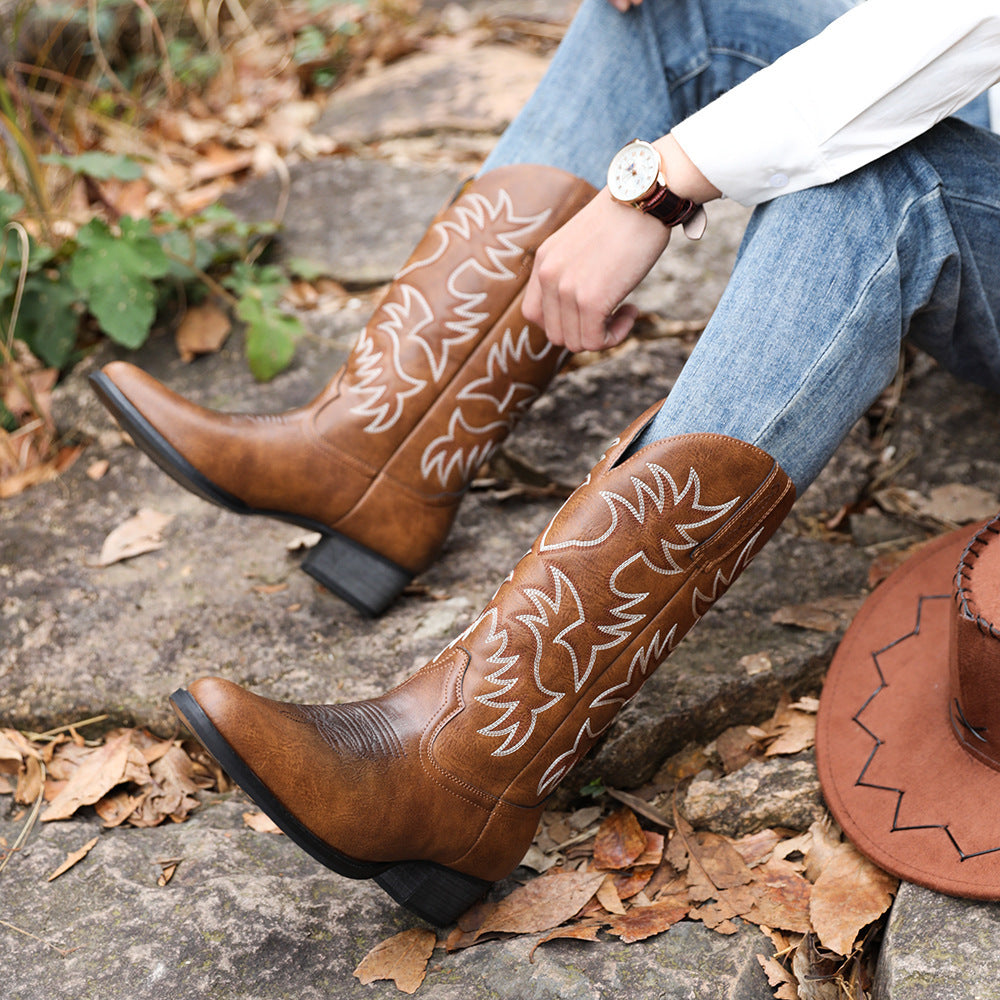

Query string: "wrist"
[651, 134, 722, 205]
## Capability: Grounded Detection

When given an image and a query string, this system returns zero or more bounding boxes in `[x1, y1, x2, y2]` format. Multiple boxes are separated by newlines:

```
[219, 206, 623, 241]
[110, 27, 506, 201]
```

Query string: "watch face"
[608, 141, 661, 203]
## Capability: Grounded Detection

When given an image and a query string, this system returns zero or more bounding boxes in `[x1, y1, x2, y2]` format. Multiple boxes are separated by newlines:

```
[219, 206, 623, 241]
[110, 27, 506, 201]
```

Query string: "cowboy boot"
[89, 166, 596, 616]
[169, 406, 795, 925]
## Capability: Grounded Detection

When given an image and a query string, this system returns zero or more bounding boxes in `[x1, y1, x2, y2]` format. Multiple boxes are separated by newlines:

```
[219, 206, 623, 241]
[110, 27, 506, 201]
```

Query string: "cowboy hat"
[817, 515, 1000, 898]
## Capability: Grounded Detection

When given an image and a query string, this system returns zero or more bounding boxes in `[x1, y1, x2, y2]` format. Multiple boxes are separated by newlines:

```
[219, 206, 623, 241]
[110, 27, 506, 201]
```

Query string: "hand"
[606, 0, 643, 10]
[523, 188, 670, 353]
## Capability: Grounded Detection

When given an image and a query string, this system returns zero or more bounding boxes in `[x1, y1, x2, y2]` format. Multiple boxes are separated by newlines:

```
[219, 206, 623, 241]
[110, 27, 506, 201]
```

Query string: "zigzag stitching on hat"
[851, 592, 1000, 862]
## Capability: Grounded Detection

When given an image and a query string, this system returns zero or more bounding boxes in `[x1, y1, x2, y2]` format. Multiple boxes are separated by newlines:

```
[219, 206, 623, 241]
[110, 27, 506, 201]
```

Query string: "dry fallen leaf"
[86, 459, 110, 481]
[129, 745, 205, 827]
[757, 953, 799, 1000]
[243, 811, 282, 834]
[809, 844, 897, 956]
[596, 875, 627, 915]
[742, 859, 812, 934]
[604, 895, 690, 943]
[770, 595, 865, 633]
[529, 921, 603, 961]
[41, 732, 151, 822]
[156, 858, 182, 887]
[96, 508, 174, 567]
[175, 302, 232, 362]
[47, 836, 99, 881]
[476, 869, 606, 937]
[593, 808, 647, 870]
[916, 483, 998, 524]
[353, 927, 437, 995]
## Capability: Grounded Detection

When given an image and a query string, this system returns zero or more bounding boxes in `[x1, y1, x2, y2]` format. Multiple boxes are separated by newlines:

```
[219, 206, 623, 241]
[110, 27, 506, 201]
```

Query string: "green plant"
[0, 194, 305, 379]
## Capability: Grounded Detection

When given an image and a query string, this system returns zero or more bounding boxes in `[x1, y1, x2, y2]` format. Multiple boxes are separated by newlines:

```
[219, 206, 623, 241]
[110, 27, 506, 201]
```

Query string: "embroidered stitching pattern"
[348, 188, 551, 434]
[419, 324, 563, 488]
[466, 461, 741, 759]
[535, 529, 766, 797]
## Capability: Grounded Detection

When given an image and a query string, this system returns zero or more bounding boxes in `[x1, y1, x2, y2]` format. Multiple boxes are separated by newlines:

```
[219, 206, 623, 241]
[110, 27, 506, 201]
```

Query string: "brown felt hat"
[817, 515, 1000, 898]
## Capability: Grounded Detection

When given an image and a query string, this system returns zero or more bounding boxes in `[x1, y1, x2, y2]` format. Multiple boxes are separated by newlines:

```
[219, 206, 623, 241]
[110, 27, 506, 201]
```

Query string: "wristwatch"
[607, 139, 707, 239]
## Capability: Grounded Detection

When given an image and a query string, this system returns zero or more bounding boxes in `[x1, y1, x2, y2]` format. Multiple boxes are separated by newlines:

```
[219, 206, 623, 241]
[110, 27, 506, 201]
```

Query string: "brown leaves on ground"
[354, 928, 438, 995]
[1, 724, 222, 835]
[0, 348, 81, 500]
[175, 302, 232, 363]
[352, 798, 894, 997]
[95, 508, 175, 567]
[4, 691, 895, 999]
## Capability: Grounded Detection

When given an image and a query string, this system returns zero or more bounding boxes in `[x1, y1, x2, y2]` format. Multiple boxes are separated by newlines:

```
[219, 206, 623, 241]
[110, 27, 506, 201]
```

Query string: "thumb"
[603, 303, 640, 347]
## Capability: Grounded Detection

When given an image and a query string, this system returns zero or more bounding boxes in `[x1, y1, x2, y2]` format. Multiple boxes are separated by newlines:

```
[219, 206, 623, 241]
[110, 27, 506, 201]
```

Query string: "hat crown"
[949, 520, 1000, 769]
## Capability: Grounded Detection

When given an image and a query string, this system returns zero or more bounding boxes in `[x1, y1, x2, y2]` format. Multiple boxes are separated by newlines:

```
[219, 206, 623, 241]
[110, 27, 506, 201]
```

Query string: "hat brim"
[817, 521, 1000, 899]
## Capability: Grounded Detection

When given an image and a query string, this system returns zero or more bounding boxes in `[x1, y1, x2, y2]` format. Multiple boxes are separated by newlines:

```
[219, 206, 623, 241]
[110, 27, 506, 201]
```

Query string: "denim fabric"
[482, 0, 856, 186]
[482, 0, 1000, 494]
[642, 120, 1000, 491]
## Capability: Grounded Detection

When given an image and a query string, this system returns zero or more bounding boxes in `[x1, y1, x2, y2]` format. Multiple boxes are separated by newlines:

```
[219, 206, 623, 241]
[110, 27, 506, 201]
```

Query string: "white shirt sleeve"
[671, 0, 1000, 206]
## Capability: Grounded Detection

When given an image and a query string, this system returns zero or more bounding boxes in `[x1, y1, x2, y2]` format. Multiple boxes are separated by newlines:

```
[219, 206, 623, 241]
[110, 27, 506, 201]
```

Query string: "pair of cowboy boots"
[92, 166, 796, 925]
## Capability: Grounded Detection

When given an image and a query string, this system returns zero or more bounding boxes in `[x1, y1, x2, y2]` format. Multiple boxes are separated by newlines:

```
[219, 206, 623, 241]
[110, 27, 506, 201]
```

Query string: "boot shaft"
[415, 420, 796, 813]
[312, 166, 597, 492]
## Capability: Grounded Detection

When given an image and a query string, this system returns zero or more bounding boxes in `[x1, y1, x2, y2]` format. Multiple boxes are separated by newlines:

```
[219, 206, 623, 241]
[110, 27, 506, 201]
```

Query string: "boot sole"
[89, 372, 412, 617]
[169, 687, 492, 926]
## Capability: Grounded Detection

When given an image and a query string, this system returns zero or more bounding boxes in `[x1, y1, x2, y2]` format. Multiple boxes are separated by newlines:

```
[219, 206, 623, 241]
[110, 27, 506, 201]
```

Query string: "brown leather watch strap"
[639, 185, 702, 227]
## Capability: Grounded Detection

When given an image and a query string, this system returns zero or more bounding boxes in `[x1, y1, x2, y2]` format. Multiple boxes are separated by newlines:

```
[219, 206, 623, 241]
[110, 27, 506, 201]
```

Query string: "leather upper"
[185, 416, 795, 882]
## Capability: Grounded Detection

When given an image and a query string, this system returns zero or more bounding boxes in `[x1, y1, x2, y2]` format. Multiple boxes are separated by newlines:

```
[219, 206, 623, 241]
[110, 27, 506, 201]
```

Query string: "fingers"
[524, 189, 670, 353]
[606, 0, 643, 10]
[525, 248, 637, 352]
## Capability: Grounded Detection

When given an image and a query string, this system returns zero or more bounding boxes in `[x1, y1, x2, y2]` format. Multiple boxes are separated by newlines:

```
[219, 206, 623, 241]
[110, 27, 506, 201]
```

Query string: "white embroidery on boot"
[536, 626, 678, 797]
[535, 529, 767, 796]
[419, 325, 561, 487]
[397, 189, 551, 280]
[539, 465, 740, 559]
[349, 286, 432, 433]
[349, 189, 552, 435]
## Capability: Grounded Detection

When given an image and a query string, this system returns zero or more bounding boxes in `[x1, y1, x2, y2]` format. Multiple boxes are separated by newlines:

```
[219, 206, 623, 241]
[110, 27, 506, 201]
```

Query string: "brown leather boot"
[89, 166, 596, 616]
[170, 408, 795, 925]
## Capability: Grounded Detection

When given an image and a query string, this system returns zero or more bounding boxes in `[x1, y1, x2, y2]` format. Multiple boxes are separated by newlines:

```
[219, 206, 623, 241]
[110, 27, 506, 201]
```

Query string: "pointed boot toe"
[170, 677, 496, 925]
[91, 362, 256, 514]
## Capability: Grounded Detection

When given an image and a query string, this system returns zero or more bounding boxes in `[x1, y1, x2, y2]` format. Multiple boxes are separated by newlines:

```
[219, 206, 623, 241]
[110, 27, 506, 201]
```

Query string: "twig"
[0, 919, 77, 957]
[0, 759, 46, 878]
[22, 715, 110, 743]
[128, 0, 181, 103]
[8, 72, 121, 222]
[0, 222, 54, 444]
[86, 0, 131, 97]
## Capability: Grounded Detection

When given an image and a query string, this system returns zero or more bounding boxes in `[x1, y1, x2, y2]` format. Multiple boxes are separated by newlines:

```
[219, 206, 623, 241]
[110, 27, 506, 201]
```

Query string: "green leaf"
[0, 191, 25, 221]
[0, 398, 18, 433]
[16, 272, 81, 368]
[237, 295, 302, 381]
[69, 218, 171, 347]
[41, 152, 144, 182]
[224, 262, 287, 308]
[286, 257, 329, 282]
[578, 778, 606, 799]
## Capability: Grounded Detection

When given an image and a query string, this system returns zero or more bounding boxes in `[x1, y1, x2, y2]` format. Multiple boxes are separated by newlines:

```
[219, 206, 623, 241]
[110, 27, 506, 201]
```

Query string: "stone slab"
[223, 158, 465, 286]
[1, 795, 776, 1000]
[874, 882, 1000, 1000]
[315, 43, 553, 145]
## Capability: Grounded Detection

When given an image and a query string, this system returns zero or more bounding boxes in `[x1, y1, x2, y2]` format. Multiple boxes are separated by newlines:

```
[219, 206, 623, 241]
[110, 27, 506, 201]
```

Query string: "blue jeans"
[482, 0, 1000, 494]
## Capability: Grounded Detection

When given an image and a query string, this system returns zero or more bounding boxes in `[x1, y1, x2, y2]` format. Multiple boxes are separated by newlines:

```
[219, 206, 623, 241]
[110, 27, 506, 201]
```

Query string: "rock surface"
[1, 796, 776, 1000]
[4, 3, 1000, 996]
[683, 752, 825, 838]
[873, 883, 1000, 1000]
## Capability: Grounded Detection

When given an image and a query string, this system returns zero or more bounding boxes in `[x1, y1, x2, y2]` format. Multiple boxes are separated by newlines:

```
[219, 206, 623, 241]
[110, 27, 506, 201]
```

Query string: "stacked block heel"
[301, 533, 413, 618]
